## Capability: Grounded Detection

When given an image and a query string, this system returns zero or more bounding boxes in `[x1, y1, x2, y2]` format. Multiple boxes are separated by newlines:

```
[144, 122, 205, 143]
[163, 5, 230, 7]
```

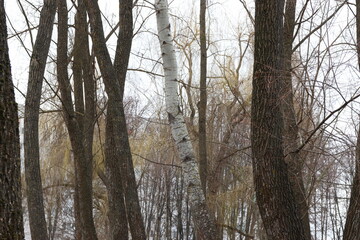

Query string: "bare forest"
[2, 0, 360, 239]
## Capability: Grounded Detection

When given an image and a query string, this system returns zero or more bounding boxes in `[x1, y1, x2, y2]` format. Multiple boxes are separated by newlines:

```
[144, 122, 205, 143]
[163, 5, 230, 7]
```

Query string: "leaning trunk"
[24, 1, 56, 239]
[155, 0, 219, 239]
[103, 0, 137, 238]
[83, 0, 146, 239]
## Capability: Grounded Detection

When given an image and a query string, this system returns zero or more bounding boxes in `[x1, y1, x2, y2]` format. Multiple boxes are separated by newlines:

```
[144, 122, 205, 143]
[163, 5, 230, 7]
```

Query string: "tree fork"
[83, 0, 146, 239]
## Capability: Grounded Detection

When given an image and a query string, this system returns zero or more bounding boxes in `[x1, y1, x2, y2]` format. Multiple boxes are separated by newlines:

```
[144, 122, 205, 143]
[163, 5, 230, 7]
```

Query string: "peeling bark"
[155, 1, 219, 239]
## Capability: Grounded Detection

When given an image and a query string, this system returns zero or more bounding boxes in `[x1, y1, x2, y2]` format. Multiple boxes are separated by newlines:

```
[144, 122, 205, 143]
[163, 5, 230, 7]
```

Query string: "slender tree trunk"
[343, 0, 360, 238]
[176, 174, 184, 240]
[155, 0, 219, 239]
[0, 1, 25, 238]
[251, 0, 306, 239]
[282, 0, 311, 239]
[75, 0, 97, 238]
[165, 170, 172, 240]
[83, 0, 146, 239]
[103, 0, 137, 238]
[24, 1, 56, 239]
[199, 0, 208, 195]
[72, 2, 97, 239]
[57, 1, 98, 240]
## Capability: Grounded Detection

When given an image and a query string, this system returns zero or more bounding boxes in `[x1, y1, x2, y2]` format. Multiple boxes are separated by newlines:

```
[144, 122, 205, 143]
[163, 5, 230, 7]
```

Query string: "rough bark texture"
[155, 1, 219, 239]
[198, 0, 208, 196]
[104, 0, 136, 239]
[343, 0, 360, 238]
[0, 0, 25, 238]
[57, 1, 98, 239]
[104, 109, 128, 240]
[282, 0, 311, 239]
[24, 1, 56, 239]
[114, 0, 133, 97]
[251, 0, 307, 239]
[72, 2, 84, 239]
[72, 5, 96, 240]
[83, 0, 146, 239]
[343, 133, 360, 240]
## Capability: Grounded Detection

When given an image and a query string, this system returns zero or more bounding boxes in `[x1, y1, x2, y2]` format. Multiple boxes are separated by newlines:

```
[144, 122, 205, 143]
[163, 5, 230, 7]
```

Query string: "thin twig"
[291, 92, 360, 155]
[221, 224, 254, 239]
[133, 153, 181, 168]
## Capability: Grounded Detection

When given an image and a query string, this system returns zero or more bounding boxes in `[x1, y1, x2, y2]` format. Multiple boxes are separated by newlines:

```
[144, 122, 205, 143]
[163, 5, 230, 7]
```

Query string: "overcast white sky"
[4, 0, 247, 108]
[4, 0, 360, 238]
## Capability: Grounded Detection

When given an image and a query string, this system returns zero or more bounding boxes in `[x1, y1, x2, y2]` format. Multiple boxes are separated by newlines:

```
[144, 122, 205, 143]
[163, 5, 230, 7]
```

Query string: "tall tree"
[282, 0, 311, 239]
[83, 0, 147, 239]
[104, 0, 136, 238]
[0, 0, 25, 238]
[198, 0, 208, 195]
[57, 1, 98, 239]
[24, 1, 56, 239]
[251, 0, 306, 238]
[343, 0, 360, 238]
[155, 0, 219, 239]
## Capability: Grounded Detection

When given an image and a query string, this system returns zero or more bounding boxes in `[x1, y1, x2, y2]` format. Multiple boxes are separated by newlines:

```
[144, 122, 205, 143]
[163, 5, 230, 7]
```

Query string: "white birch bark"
[155, 0, 219, 239]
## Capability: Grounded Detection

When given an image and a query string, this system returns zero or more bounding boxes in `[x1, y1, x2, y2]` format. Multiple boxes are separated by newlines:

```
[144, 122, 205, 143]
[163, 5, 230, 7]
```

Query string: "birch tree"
[155, 0, 219, 239]
[0, 0, 24, 238]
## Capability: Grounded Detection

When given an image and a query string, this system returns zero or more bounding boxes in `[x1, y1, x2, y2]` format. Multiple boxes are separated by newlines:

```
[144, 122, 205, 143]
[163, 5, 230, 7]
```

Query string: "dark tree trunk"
[24, 1, 56, 239]
[83, 0, 146, 239]
[72, 1, 83, 238]
[102, 0, 136, 238]
[104, 110, 129, 240]
[0, 0, 25, 238]
[343, 0, 360, 239]
[282, 0, 311, 239]
[343, 130, 360, 240]
[198, 0, 208, 196]
[57, 1, 98, 239]
[251, 0, 306, 239]
[72, 5, 96, 239]
[74, 0, 97, 238]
